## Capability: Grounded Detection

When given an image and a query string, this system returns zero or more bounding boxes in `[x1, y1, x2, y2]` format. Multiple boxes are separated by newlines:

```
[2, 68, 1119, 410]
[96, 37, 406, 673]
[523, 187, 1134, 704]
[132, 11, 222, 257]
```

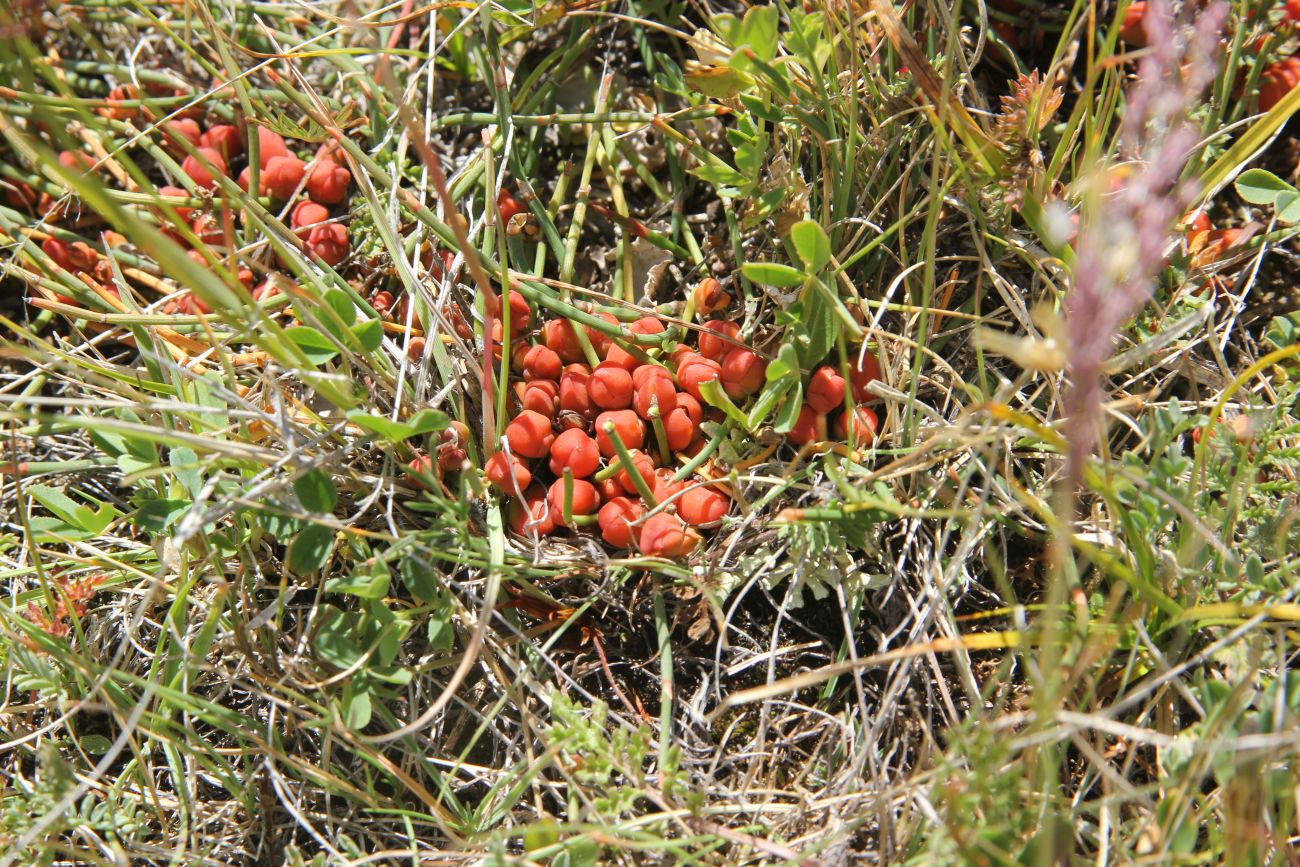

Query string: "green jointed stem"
[603, 422, 658, 508]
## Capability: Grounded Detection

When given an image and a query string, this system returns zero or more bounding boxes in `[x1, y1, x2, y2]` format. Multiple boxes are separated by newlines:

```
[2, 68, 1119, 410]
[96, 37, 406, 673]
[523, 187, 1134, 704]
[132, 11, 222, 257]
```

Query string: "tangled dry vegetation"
[0, 0, 1298, 863]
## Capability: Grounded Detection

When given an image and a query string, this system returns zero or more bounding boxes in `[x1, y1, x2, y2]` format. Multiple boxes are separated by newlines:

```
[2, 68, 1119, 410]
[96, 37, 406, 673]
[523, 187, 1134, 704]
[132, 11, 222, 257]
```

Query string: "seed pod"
[835, 406, 879, 445]
[788, 405, 822, 446]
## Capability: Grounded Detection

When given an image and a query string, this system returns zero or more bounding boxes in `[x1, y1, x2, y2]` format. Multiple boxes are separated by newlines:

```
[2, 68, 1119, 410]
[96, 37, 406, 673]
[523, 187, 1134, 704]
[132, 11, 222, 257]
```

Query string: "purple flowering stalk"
[1063, 0, 1226, 482]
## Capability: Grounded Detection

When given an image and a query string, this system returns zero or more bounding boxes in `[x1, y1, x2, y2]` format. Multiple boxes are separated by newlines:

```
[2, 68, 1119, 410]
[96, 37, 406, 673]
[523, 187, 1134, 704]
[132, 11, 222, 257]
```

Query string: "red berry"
[522, 380, 560, 417]
[652, 468, 688, 502]
[547, 478, 600, 525]
[157, 185, 195, 221]
[485, 451, 532, 496]
[405, 454, 436, 489]
[678, 485, 730, 526]
[789, 405, 822, 446]
[589, 364, 634, 410]
[306, 158, 351, 204]
[720, 348, 765, 399]
[162, 119, 202, 153]
[1259, 56, 1300, 112]
[509, 484, 557, 536]
[237, 167, 253, 192]
[596, 476, 625, 501]
[630, 316, 666, 336]
[676, 357, 722, 402]
[698, 320, 741, 360]
[1183, 210, 1212, 236]
[261, 155, 307, 200]
[497, 188, 527, 223]
[1119, 1, 1146, 45]
[1288, 0, 1300, 22]
[676, 393, 704, 426]
[663, 407, 697, 451]
[306, 223, 349, 266]
[543, 318, 585, 363]
[848, 351, 882, 402]
[182, 147, 228, 190]
[586, 311, 620, 357]
[291, 200, 330, 237]
[41, 237, 95, 272]
[598, 497, 644, 548]
[807, 365, 846, 414]
[200, 124, 243, 160]
[835, 406, 879, 445]
[632, 372, 677, 419]
[693, 277, 731, 314]
[522, 344, 563, 382]
[613, 449, 655, 496]
[504, 410, 555, 458]
[257, 127, 291, 168]
[549, 428, 601, 478]
[594, 410, 645, 457]
[640, 513, 701, 558]
[493, 291, 531, 333]
[559, 369, 594, 417]
[4, 180, 37, 209]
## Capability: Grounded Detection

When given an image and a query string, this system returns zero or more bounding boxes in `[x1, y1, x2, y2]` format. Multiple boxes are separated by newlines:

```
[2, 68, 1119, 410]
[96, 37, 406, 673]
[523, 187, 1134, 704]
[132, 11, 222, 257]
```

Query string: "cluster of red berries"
[1121, 0, 1300, 112]
[403, 277, 886, 558]
[20, 110, 352, 315]
[792, 354, 883, 447]
[467, 299, 770, 558]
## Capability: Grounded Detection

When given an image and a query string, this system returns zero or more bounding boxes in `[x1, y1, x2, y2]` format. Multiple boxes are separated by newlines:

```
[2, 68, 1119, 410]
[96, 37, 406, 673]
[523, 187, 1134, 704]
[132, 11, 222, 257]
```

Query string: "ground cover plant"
[0, 0, 1298, 861]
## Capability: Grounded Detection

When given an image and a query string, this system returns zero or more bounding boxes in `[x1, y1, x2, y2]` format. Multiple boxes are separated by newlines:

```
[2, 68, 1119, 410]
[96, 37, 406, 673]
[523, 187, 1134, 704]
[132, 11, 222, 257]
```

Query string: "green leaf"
[78, 735, 115, 755]
[742, 262, 806, 288]
[324, 561, 390, 599]
[294, 470, 337, 514]
[27, 485, 86, 528]
[793, 285, 838, 367]
[134, 498, 191, 534]
[1277, 190, 1300, 223]
[1235, 168, 1296, 205]
[407, 409, 450, 436]
[169, 446, 201, 498]
[691, 163, 748, 188]
[287, 523, 334, 573]
[684, 65, 754, 98]
[286, 326, 340, 364]
[341, 687, 372, 730]
[351, 318, 384, 353]
[315, 607, 365, 668]
[400, 557, 439, 603]
[790, 219, 831, 273]
[346, 411, 414, 442]
[773, 383, 804, 433]
[738, 5, 779, 62]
